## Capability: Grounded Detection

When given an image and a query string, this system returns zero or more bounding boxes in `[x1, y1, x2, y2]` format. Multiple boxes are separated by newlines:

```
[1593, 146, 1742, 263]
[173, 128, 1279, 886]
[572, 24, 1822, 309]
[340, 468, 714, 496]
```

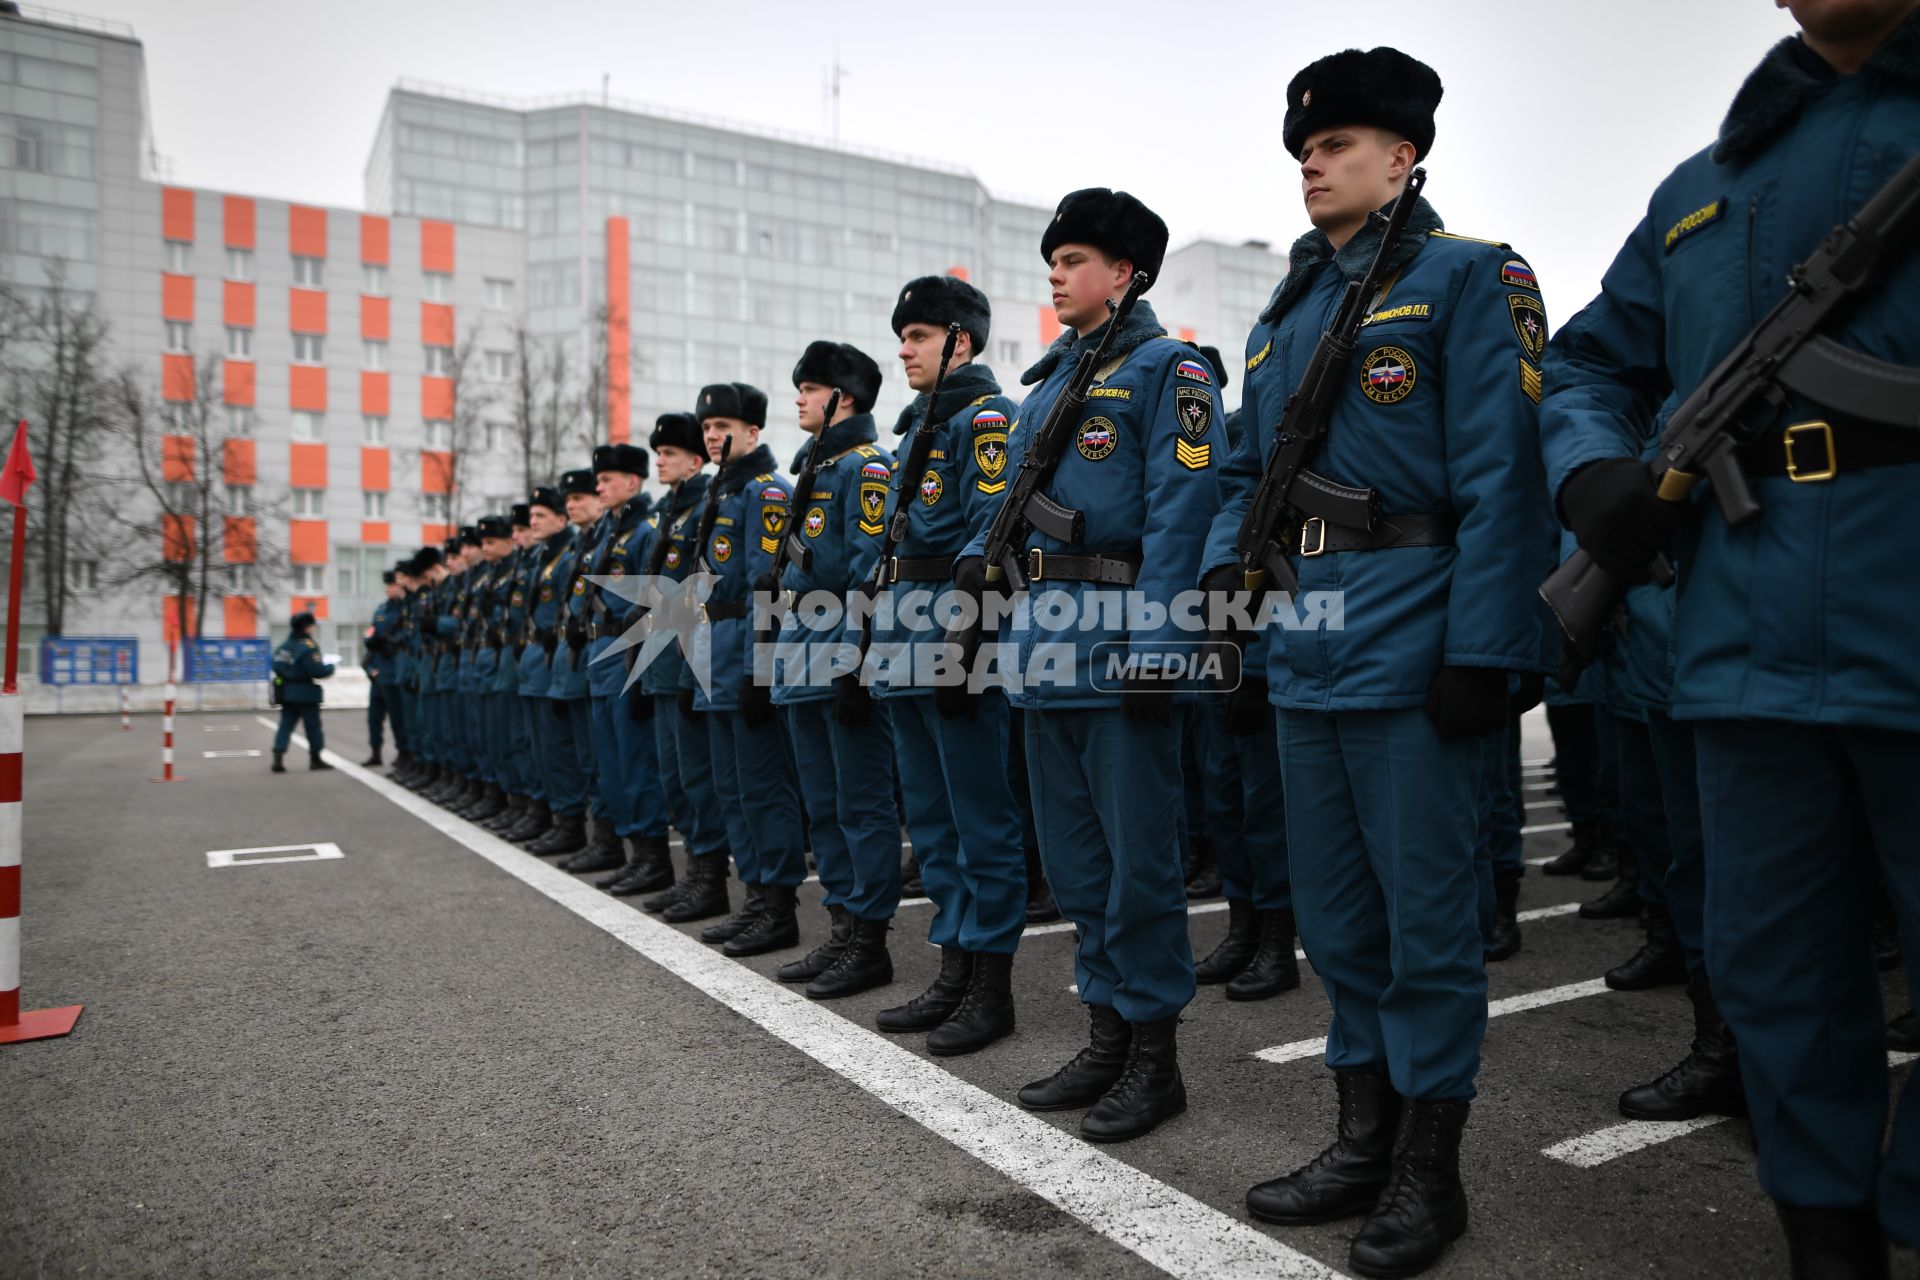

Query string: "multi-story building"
[0, 5, 1281, 684]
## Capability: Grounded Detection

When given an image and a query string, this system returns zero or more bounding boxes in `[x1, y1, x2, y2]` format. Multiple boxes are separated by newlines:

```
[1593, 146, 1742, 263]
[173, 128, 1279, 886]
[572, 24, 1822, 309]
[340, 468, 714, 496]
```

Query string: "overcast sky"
[90, 0, 1795, 328]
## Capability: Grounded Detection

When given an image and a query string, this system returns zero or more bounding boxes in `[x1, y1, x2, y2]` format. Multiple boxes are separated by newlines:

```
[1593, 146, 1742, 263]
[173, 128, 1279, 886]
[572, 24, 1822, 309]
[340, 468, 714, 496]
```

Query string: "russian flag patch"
[1175, 359, 1212, 384]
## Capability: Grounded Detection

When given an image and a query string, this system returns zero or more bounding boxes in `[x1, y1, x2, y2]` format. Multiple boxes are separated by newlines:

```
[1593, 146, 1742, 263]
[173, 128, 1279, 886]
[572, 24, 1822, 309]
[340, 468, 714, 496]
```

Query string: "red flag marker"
[1, 421, 30, 695]
[0, 419, 35, 508]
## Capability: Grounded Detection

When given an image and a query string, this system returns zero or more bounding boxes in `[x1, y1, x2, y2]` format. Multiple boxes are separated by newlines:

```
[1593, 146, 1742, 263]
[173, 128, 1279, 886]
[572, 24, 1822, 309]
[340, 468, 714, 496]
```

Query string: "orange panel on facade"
[289, 205, 327, 258]
[420, 220, 454, 273]
[421, 523, 451, 544]
[948, 266, 969, 281]
[161, 434, 195, 483]
[1038, 304, 1063, 348]
[223, 515, 256, 563]
[360, 521, 390, 545]
[360, 446, 390, 491]
[223, 196, 255, 249]
[289, 287, 327, 334]
[420, 302, 453, 346]
[223, 358, 256, 406]
[360, 371, 389, 416]
[163, 514, 195, 562]
[606, 217, 630, 444]
[162, 187, 194, 241]
[1178, 326, 1196, 342]
[162, 353, 196, 402]
[162, 596, 197, 646]
[222, 439, 256, 485]
[420, 376, 453, 421]
[161, 273, 194, 322]
[289, 442, 328, 489]
[289, 364, 328, 412]
[223, 595, 257, 638]
[361, 214, 389, 265]
[289, 519, 328, 564]
[360, 294, 389, 340]
[289, 595, 329, 621]
[223, 280, 254, 328]
[421, 450, 452, 494]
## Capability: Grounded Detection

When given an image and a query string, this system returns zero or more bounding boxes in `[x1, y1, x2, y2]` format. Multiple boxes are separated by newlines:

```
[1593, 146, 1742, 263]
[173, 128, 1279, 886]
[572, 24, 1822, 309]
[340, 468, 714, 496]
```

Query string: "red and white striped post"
[149, 642, 182, 783]
[119, 683, 129, 731]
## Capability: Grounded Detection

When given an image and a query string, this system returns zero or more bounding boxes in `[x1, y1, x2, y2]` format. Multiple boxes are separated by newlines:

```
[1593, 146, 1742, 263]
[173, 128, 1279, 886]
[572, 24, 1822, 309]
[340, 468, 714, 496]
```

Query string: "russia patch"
[759, 485, 787, 501]
[1175, 359, 1212, 385]
[972, 410, 1008, 429]
[1501, 259, 1538, 291]
[861, 460, 892, 481]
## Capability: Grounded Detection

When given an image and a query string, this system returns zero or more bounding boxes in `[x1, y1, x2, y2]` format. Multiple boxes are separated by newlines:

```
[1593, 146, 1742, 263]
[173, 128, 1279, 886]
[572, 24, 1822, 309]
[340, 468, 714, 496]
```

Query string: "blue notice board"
[184, 637, 270, 683]
[40, 635, 139, 686]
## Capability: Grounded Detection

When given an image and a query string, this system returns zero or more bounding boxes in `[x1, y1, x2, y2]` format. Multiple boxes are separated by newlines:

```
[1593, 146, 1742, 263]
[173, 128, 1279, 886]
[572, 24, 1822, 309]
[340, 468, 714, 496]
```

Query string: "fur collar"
[791, 413, 879, 473]
[1716, 15, 1920, 164]
[716, 443, 777, 497]
[1259, 196, 1445, 326]
[667, 472, 709, 516]
[893, 362, 1001, 434]
[1020, 299, 1168, 387]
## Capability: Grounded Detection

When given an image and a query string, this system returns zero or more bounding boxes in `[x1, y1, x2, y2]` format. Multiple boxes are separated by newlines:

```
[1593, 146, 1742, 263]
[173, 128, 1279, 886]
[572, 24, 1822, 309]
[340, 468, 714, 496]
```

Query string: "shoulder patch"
[1429, 230, 1512, 249]
[1500, 259, 1539, 291]
[1519, 359, 1543, 405]
[1508, 295, 1548, 362]
[860, 459, 892, 480]
[753, 472, 775, 482]
[1360, 346, 1417, 404]
[1247, 339, 1272, 372]
[759, 484, 788, 501]
[1174, 358, 1212, 385]
[1175, 386, 1213, 441]
[1174, 439, 1211, 471]
[972, 409, 1008, 430]
[854, 444, 880, 459]
[1664, 198, 1724, 252]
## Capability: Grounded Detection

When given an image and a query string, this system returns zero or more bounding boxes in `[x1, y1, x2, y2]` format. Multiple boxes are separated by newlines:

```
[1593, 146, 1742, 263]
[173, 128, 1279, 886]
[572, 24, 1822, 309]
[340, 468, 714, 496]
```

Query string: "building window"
[291, 332, 324, 364]
[362, 340, 388, 371]
[165, 480, 195, 509]
[292, 488, 324, 517]
[290, 411, 324, 442]
[336, 562, 357, 596]
[224, 482, 253, 515]
[292, 565, 325, 594]
[997, 340, 1020, 366]
[164, 321, 192, 353]
[423, 271, 452, 302]
[226, 405, 255, 437]
[422, 420, 452, 450]
[423, 345, 451, 376]
[482, 349, 510, 381]
[362, 414, 387, 445]
[362, 490, 387, 519]
[361, 263, 388, 296]
[421, 493, 450, 522]
[164, 240, 191, 273]
[292, 255, 324, 288]
[484, 278, 512, 310]
[225, 326, 252, 360]
[225, 564, 255, 595]
[225, 248, 253, 281]
[484, 421, 507, 452]
[67, 559, 98, 591]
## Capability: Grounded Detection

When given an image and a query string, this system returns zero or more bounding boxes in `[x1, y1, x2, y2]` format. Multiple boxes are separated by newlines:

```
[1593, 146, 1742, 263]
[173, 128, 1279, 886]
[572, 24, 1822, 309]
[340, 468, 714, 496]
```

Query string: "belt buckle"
[1299, 517, 1328, 557]
[1027, 548, 1045, 581]
[1784, 420, 1836, 483]
[886, 555, 900, 584]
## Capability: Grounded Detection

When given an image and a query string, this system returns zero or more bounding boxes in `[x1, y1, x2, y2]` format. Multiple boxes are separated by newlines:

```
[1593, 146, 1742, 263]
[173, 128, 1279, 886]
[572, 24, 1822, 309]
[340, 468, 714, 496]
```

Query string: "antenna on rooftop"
[826, 47, 850, 142]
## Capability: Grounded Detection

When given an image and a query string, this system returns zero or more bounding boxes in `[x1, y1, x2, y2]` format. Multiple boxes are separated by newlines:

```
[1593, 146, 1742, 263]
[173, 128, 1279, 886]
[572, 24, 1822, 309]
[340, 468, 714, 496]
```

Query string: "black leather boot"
[1606, 904, 1687, 990]
[387, 750, 411, 778]
[448, 778, 483, 814]
[723, 883, 801, 957]
[1195, 899, 1257, 984]
[527, 812, 587, 857]
[1184, 836, 1222, 899]
[806, 916, 894, 999]
[1247, 1069, 1402, 1225]
[1774, 1203, 1889, 1280]
[561, 817, 626, 873]
[1228, 908, 1301, 1000]
[900, 851, 926, 899]
[701, 888, 766, 943]
[1579, 843, 1641, 919]
[1348, 1098, 1471, 1278]
[876, 946, 972, 1032]
[1080, 1015, 1185, 1142]
[1024, 847, 1060, 924]
[1581, 835, 1624, 882]
[1890, 1009, 1920, 1052]
[661, 853, 731, 923]
[405, 762, 438, 792]
[423, 772, 461, 804]
[926, 951, 1015, 1057]
[271, 752, 286, 774]
[502, 799, 550, 844]
[1539, 818, 1601, 876]
[466, 783, 507, 824]
[1017, 1005, 1130, 1111]
[309, 753, 333, 772]
[643, 848, 707, 914]
[601, 835, 668, 894]
[484, 794, 526, 833]
[1619, 976, 1747, 1121]
[1486, 869, 1522, 963]
[777, 905, 850, 982]
[362, 746, 383, 767]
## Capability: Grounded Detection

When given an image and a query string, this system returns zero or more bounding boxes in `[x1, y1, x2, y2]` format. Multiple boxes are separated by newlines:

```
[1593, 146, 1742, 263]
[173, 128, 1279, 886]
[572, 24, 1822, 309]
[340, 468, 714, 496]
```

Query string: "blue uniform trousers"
[1474, 717, 1525, 949]
[367, 683, 389, 752]
[1278, 707, 1487, 1102]
[708, 709, 806, 886]
[893, 693, 1025, 955]
[537, 697, 589, 817]
[616, 695, 669, 839]
[562, 698, 596, 817]
[661, 697, 727, 855]
[1227, 713, 1292, 911]
[1025, 707, 1194, 1023]
[515, 694, 546, 802]
[466, 690, 491, 784]
[649, 696, 695, 850]
[1617, 712, 1707, 975]
[1545, 702, 1598, 826]
[1007, 707, 1041, 866]
[787, 700, 900, 922]
[273, 703, 323, 754]
[589, 695, 634, 834]
[407, 683, 431, 764]
[435, 693, 469, 775]
[1695, 719, 1920, 1240]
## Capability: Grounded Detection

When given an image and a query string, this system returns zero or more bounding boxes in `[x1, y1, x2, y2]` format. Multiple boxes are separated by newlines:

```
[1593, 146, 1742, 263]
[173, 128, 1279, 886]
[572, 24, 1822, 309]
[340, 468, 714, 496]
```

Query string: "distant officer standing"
[482, 505, 537, 835]
[362, 569, 406, 769]
[270, 610, 334, 773]
[501, 489, 571, 847]
[457, 515, 515, 824]
[424, 531, 477, 806]
[527, 472, 600, 857]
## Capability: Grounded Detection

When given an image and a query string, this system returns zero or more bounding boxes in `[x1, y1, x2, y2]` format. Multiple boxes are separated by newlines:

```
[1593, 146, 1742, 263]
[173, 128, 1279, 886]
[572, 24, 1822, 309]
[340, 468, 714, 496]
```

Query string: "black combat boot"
[1619, 976, 1747, 1121]
[423, 772, 462, 804]
[1248, 1069, 1402, 1224]
[309, 753, 334, 772]
[1347, 1098, 1471, 1279]
[1228, 908, 1302, 1000]
[723, 883, 801, 957]
[1890, 1009, 1920, 1052]
[1080, 1015, 1186, 1142]
[362, 746, 383, 767]
[271, 752, 287, 774]
[661, 852, 731, 923]
[484, 794, 526, 833]
[466, 783, 506, 824]
[447, 778, 482, 815]
[1018, 1005, 1131, 1112]
[900, 851, 926, 899]
[1606, 904, 1687, 990]
[701, 888, 765, 944]
[1579, 843, 1641, 919]
[1773, 1203, 1889, 1280]
[502, 799, 549, 844]
[777, 905, 851, 982]
[875, 946, 973, 1033]
[527, 812, 587, 857]
[806, 916, 894, 999]
[926, 952, 1015, 1057]
[1184, 836, 1222, 899]
[1024, 847, 1060, 924]
[1580, 834, 1625, 882]
[561, 817, 626, 874]
[1195, 899, 1257, 984]
[642, 849, 707, 913]
[1486, 869, 1523, 963]
[606, 836, 674, 896]
[1539, 818, 1602, 875]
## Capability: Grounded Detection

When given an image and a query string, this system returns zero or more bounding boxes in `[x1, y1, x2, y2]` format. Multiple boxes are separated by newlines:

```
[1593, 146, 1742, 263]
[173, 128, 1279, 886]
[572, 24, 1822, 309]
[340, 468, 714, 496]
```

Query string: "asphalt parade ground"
[3, 709, 1913, 1280]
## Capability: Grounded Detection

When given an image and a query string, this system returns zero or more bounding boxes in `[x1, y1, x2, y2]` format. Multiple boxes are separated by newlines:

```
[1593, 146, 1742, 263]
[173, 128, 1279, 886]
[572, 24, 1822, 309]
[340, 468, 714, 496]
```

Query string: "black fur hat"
[1039, 188, 1168, 291]
[649, 411, 703, 457]
[891, 275, 991, 353]
[458, 525, 482, 549]
[412, 546, 444, 571]
[592, 442, 649, 476]
[509, 502, 531, 527]
[528, 486, 565, 515]
[476, 514, 511, 540]
[696, 382, 768, 429]
[381, 569, 396, 585]
[1282, 47, 1443, 160]
[560, 469, 598, 497]
[791, 341, 883, 415]
[290, 611, 316, 631]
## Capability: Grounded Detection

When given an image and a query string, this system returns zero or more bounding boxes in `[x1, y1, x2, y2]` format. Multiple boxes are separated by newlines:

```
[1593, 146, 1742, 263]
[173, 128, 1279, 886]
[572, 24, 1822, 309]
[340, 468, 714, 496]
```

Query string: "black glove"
[364, 635, 387, 657]
[628, 688, 654, 721]
[1226, 677, 1270, 737]
[1561, 457, 1685, 584]
[538, 628, 557, 657]
[676, 686, 697, 719]
[832, 672, 873, 727]
[1510, 672, 1546, 716]
[1424, 666, 1510, 742]
[1120, 671, 1174, 727]
[740, 675, 774, 728]
[565, 615, 588, 651]
[550, 698, 570, 721]
[932, 665, 978, 723]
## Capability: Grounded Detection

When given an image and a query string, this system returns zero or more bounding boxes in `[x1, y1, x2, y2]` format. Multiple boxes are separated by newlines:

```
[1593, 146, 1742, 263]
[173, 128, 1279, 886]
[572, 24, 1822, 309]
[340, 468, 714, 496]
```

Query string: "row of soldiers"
[345, 21, 1915, 1280]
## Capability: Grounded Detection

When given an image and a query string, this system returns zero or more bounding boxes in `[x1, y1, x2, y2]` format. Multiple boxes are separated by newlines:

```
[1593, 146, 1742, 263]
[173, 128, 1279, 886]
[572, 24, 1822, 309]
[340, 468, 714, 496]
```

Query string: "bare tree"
[578, 304, 610, 457]
[506, 322, 569, 491]
[406, 324, 495, 529]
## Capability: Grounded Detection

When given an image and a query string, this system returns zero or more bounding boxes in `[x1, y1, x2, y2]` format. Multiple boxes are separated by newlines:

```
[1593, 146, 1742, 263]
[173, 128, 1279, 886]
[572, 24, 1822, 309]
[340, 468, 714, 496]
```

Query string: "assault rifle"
[693, 435, 734, 574]
[767, 390, 840, 601]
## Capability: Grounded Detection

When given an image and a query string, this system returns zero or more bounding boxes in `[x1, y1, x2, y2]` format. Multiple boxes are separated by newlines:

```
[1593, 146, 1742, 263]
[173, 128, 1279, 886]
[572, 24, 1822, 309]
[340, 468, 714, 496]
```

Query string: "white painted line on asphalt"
[1523, 801, 1562, 811]
[203, 749, 263, 758]
[206, 841, 344, 869]
[1522, 821, 1572, 836]
[1255, 978, 1613, 1066]
[1516, 902, 1582, 923]
[264, 718, 1347, 1280]
[1025, 898, 1232, 939]
[1522, 782, 1557, 792]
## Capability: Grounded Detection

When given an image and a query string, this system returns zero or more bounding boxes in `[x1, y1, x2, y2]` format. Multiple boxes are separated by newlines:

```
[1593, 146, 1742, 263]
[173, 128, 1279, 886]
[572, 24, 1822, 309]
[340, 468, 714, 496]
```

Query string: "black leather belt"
[1025, 549, 1140, 586]
[702, 600, 748, 621]
[1299, 513, 1454, 556]
[1736, 419, 1920, 482]
[886, 555, 954, 583]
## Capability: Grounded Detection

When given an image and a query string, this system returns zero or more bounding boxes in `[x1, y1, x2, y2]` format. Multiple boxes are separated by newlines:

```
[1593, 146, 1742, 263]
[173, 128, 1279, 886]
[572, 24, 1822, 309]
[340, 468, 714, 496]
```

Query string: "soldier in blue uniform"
[764, 341, 900, 997]
[1201, 51, 1555, 1276]
[482, 506, 537, 835]
[501, 491, 570, 846]
[955, 187, 1220, 1143]
[362, 569, 405, 769]
[867, 275, 1025, 1052]
[1540, 6, 1920, 1269]
[270, 610, 334, 773]
[528, 471, 601, 857]
[517, 484, 588, 854]
[423, 531, 476, 806]
[454, 515, 515, 824]
[397, 546, 443, 789]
